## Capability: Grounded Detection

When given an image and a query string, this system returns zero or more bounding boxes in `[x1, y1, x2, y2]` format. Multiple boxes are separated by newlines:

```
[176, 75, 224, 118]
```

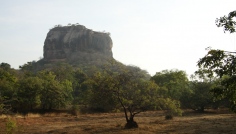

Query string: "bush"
[5, 117, 17, 134]
[165, 114, 173, 120]
[164, 98, 183, 116]
[0, 103, 4, 114]
[70, 105, 80, 116]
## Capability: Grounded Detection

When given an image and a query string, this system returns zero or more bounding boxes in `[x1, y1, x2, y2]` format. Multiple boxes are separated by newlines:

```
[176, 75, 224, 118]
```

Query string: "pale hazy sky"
[0, 0, 235, 76]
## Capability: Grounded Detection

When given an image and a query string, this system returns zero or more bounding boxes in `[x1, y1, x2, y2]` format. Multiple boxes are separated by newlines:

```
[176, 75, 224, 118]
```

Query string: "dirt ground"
[0, 110, 236, 134]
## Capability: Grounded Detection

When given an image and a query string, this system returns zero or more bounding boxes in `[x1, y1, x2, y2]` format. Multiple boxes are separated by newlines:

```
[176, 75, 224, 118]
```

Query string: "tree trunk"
[125, 115, 138, 129]
[117, 94, 138, 129]
[200, 106, 205, 112]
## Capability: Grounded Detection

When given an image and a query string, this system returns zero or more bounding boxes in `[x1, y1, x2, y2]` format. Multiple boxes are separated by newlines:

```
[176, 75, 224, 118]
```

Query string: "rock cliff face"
[43, 25, 113, 62]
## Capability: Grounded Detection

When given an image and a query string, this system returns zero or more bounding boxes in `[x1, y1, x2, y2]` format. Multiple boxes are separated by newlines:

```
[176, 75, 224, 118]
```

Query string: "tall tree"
[216, 10, 236, 33]
[198, 10, 236, 112]
[0, 63, 17, 100]
[50, 63, 74, 82]
[90, 62, 182, 128]
[72, 68, 89, 105]
[151, 70, 190, 102]
[189, 81, 214, 112]
[0, 63, 18, 113]
[17, 76, 43, 111]
[86, 71, 118, 112]
[37, 71, 73, 110]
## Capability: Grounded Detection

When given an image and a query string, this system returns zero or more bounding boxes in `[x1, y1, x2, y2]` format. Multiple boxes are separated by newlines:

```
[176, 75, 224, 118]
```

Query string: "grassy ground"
[0, 109, 236, 134]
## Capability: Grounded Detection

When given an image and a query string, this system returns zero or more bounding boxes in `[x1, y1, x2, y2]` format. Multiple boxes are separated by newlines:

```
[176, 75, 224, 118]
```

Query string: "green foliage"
[70, 105, 80, 116]
[126, 65, 151, 80]
[50, 63, 74, 82]
[72, 69, 89, 105]
[197, 49, 236, 112]
[166, 99, 182, 116]
[156, 98, 182, 116]
[151, 69, 191, 107]
[197, 49, 235, 78]
[84, 62, 183, 128]
[86, 71, 118, 112]
[197, 11, 236, 112]
[0, 60, 184, 118]
[5, 117, 17, 134]
[189, 81, 214, 111]
[17, 76, 43, 111]
[193, 68, 214, 82]
[0, 63, 18, 113]
[37, 71, 73, 110]
[216, 10, 236, 33]
[19, 61, 39, 73]
[61, 79, 74, 105]
[0, 67, 17, 99]
[0, 63, 11, 70]
[0, 96, 6, 114]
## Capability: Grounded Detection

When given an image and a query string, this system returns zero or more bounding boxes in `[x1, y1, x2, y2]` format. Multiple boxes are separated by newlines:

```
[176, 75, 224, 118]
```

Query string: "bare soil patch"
[0, 110, 236, 134]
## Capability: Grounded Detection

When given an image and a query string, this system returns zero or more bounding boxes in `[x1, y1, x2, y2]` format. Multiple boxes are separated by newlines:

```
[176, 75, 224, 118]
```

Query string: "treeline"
[0, 61, 229, 115]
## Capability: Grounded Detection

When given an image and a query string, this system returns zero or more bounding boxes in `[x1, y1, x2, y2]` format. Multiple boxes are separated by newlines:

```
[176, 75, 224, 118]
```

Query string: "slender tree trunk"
[117, 93, 129, 122]
[200, 106, 205, 112]
[117, 92, 138, 129]
[125, 112, 138, 129]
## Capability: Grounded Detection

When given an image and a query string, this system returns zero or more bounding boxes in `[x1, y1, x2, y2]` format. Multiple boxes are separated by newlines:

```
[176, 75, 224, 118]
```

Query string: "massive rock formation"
[43, 25, 113, 62]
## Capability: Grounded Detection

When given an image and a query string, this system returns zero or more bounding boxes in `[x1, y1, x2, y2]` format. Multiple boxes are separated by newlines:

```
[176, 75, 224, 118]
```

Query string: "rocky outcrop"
[43, 25, 113, 62]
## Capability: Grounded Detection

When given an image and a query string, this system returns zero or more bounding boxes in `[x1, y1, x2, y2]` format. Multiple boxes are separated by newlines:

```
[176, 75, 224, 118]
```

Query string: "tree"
[17, 76, 43, 111]
[19, 61, 38, 73]
[37, 71, 73, 110]
[0, 95, 13, 114]
[0, 63, 18, 113]
[72, 68, 88, 105]
[50, 63, 74, 82]
[197, 10, 236, 112]
[151, 70, 191, 105]
[0, 96, 6, 114]
[0, 69, 16, 99]
[0, 63, 11, 70]
[189, 81, 214, 112]
[101, 68, 157, 128]
[216, 10, 236, 33]
[90, 62, 182, 128]
[85, 72, 118, 112]
[0, 64, 17, 101]
[198, 49, 236, 111]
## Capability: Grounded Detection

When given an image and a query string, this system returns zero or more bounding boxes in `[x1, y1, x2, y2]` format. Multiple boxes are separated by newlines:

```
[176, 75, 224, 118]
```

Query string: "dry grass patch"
[0, 110, 236, 134]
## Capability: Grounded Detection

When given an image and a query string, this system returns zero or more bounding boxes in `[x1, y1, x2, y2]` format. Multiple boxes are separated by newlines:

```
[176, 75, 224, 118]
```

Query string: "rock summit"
[43, 24, 113, 62]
